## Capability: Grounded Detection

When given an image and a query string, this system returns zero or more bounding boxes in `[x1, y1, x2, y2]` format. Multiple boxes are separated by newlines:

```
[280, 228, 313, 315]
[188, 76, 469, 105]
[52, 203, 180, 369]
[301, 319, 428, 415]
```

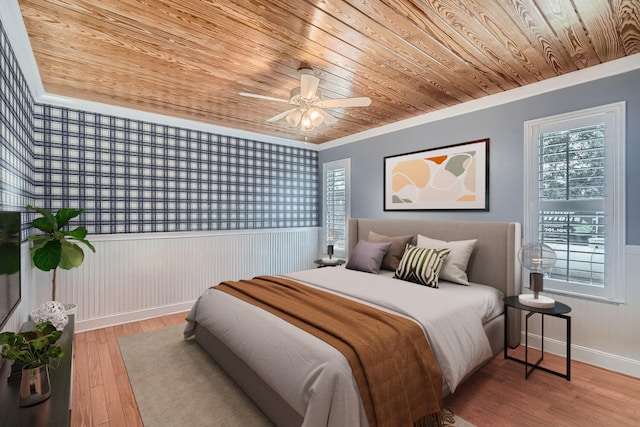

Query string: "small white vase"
[30, 301, 69, 330]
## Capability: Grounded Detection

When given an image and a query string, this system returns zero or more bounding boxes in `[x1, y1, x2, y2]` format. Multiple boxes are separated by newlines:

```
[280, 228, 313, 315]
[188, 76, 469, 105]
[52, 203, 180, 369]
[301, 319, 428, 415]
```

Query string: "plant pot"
[19, 364, 51, 407]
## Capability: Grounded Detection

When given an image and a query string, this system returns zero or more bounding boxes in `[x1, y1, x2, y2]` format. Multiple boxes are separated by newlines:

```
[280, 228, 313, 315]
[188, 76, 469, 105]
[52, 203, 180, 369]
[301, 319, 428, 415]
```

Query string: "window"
[322, 158, 350, 257]
[524, 102, 625, 302]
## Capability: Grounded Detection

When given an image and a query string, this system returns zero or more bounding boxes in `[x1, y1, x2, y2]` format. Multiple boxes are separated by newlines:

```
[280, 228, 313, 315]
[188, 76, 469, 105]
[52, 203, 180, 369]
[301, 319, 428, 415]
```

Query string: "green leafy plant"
[27, 205, 95, 301]
[0, 321, 66, 369]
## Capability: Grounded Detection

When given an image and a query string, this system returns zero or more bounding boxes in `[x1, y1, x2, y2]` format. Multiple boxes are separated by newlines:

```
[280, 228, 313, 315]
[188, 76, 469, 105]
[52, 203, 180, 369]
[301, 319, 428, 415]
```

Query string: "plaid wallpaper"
[32, 106, 320, 234]
[0, 21, 34, 240]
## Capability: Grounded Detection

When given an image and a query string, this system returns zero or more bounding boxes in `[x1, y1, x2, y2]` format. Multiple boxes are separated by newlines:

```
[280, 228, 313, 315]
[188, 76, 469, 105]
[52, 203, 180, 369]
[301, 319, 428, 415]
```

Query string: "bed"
[184, 218, 521, 427]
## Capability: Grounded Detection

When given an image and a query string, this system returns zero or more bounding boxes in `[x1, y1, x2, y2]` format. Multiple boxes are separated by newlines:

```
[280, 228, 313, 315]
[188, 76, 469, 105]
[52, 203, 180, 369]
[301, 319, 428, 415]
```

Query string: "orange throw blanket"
[214, 275, 444, 427]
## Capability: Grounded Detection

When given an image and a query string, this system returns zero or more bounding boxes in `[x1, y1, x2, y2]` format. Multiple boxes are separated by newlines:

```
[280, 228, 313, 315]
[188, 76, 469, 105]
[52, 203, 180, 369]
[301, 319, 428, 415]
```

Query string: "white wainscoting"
[521, 244, 640, 378]
[37, 228, 319, 332]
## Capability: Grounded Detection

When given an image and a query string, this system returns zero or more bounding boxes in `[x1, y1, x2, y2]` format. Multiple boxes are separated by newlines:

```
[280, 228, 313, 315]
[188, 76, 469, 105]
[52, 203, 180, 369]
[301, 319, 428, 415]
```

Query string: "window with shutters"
[524, 102, 625, 302]
[322, 158, 350, 257]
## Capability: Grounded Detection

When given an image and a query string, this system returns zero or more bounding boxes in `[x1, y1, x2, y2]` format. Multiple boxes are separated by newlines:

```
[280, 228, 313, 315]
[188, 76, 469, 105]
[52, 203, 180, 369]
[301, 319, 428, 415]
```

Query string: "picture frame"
[384, 138, 489, 211]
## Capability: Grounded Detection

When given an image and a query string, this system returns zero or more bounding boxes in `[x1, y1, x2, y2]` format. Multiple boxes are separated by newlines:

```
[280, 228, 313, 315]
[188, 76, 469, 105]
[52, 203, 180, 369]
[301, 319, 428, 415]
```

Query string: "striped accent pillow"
[394, 244, 451, 288]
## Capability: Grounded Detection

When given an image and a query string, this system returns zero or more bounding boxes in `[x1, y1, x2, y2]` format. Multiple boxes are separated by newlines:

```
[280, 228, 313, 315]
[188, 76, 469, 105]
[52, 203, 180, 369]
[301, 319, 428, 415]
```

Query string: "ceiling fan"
[239, 68, 371, 131]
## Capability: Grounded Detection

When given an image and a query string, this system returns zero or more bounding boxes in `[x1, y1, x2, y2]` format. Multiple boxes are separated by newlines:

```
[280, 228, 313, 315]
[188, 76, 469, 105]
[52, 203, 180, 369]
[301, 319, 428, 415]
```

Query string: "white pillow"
[416, 235, 477, 285]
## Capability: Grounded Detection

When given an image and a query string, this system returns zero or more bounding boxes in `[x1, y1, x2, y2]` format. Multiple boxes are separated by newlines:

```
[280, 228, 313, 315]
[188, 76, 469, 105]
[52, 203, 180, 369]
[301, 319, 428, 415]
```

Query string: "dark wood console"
[0, 315, 75, 427]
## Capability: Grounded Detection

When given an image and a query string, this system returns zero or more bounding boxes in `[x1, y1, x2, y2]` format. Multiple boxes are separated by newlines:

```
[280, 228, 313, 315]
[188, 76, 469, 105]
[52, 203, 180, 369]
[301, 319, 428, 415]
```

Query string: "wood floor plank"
[104, 329, 127, 378]
[89, 384, 109, 426]
[115, 371, 144, 427]
[105, 327, 143, 426]
[112, 324, 127, 338]
[83, 330, 97, 342]
[71, 312, 640, 427]
[120, 321, 143, 337]
[85, 339, 102, 389]
[71, 336, 93, 427]
[136, 318, 157, 333]
[95, 329, 127, 427]
[445, 352, 640, 426]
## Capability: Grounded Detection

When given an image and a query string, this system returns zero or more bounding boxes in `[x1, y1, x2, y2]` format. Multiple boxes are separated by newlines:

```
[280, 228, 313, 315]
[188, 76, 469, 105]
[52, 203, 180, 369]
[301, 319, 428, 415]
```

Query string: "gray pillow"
[346, 240, 392, 274]
[368, 231, 414, 271]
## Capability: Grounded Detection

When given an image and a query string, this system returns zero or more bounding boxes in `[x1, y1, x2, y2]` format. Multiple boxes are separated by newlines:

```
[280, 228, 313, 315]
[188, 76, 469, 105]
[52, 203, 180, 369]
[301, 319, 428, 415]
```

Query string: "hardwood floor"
[445, 346, 640, 426]
[71, 313, 640, 427]
[71, 312, 188, 427]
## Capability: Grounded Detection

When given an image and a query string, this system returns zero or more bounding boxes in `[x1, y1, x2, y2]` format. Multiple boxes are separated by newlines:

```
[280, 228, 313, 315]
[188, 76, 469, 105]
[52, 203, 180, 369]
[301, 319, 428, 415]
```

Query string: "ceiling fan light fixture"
[300, 111, 315, 131]
[308, 107, 325, 127]
[240, 67, 371, 134]
[286, 109, 302, 126]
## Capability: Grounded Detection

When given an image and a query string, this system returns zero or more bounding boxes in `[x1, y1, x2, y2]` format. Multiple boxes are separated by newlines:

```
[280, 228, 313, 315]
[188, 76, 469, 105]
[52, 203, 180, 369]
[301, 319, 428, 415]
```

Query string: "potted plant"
[27, 205, 95, 307]
[0, 321, 66, 406]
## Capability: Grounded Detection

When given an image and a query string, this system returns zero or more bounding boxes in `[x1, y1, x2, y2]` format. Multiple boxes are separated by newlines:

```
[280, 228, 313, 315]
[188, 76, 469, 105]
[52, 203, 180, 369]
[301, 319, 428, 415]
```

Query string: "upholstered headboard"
[348, 218, 522, 347]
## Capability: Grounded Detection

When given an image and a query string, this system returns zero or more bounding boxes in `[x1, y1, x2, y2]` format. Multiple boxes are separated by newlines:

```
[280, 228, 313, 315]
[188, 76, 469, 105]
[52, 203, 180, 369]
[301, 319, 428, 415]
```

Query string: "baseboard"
[75, 301, 195, 333]
[522, 332, 640, 378]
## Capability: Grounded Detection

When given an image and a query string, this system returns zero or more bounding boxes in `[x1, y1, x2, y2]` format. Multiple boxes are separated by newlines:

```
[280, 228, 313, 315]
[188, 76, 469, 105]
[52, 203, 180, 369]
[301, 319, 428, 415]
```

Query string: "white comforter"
[184, 267, 500, 427]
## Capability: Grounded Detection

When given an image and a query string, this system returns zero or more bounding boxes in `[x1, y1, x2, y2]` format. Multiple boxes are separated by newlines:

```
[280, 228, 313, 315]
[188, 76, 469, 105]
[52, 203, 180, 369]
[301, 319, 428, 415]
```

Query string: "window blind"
[323, 159, 350, 255]
[538, 124, 605, 286]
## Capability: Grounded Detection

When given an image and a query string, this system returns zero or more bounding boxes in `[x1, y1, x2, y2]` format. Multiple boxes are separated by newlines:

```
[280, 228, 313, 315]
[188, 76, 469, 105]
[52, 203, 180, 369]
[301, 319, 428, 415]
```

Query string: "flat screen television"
[0, 211, 21, 330]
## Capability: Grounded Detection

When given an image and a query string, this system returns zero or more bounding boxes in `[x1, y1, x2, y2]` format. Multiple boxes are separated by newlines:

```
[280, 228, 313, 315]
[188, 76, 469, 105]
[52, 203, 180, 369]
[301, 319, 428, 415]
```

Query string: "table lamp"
[518, 242, 557, 308]
[326, 231, 334, 260]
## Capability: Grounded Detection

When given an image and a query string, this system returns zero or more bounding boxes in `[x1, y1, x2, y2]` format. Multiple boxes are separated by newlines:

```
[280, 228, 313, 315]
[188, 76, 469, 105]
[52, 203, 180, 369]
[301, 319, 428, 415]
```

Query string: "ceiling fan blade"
[266, 108, 298, 123]
[317, 96, 372, 108]
[299, 68, 320, 100]
[317, 108, 337, 125]
[239, 92, 290, 104]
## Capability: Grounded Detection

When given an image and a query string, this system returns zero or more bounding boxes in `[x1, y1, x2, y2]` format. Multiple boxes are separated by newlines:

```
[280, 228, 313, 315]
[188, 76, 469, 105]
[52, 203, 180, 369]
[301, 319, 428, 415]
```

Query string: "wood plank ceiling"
[18, 0, 640, 144]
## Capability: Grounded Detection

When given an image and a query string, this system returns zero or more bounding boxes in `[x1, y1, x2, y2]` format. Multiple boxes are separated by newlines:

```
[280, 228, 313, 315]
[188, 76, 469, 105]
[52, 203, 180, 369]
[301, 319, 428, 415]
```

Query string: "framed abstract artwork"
[384, 139, 489, 211]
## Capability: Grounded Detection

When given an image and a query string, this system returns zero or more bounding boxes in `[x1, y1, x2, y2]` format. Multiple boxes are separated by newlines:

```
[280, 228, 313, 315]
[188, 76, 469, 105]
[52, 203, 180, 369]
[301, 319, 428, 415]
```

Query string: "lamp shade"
[307, 107, 325, 127]
[300, 111, 314, 131]
[286, 109, 302, 126]
[518, 242, 557, 308]
[518, 242, 556, 273]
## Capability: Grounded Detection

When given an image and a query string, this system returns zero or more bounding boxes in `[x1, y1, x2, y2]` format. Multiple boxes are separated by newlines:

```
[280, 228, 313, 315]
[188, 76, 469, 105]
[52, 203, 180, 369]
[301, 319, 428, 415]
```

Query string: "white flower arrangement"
[30, 301, 69, 331]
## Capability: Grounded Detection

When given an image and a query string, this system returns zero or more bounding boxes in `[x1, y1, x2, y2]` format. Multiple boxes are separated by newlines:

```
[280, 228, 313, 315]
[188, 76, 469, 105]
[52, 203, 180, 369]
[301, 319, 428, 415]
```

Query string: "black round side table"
[503, 295, 571, 380]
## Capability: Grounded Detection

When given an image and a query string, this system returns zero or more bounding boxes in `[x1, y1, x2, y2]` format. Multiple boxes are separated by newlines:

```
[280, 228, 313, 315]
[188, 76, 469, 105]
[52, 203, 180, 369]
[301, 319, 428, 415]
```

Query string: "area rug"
[118, 323, 476, 427]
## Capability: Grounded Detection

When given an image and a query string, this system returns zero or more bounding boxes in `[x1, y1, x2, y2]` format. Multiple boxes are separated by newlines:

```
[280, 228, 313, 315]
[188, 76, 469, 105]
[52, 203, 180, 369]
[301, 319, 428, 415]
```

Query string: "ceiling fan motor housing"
[289, 87, 321, 105]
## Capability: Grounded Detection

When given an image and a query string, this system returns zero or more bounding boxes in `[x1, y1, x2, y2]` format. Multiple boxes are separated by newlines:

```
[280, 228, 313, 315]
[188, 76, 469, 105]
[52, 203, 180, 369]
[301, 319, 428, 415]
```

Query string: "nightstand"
[503, 295, 571, 380]
[313, 259, 345, 268]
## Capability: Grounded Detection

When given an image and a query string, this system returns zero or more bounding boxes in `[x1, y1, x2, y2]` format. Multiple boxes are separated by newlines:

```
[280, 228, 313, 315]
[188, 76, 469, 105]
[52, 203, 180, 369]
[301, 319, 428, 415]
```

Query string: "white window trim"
[523, 102, 626, 303]
[322, 158, 351, 258]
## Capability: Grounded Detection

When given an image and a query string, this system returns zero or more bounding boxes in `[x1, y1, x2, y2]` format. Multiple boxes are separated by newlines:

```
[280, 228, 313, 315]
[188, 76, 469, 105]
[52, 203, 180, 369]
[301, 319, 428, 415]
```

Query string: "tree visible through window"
[524, 102, 625, 302]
